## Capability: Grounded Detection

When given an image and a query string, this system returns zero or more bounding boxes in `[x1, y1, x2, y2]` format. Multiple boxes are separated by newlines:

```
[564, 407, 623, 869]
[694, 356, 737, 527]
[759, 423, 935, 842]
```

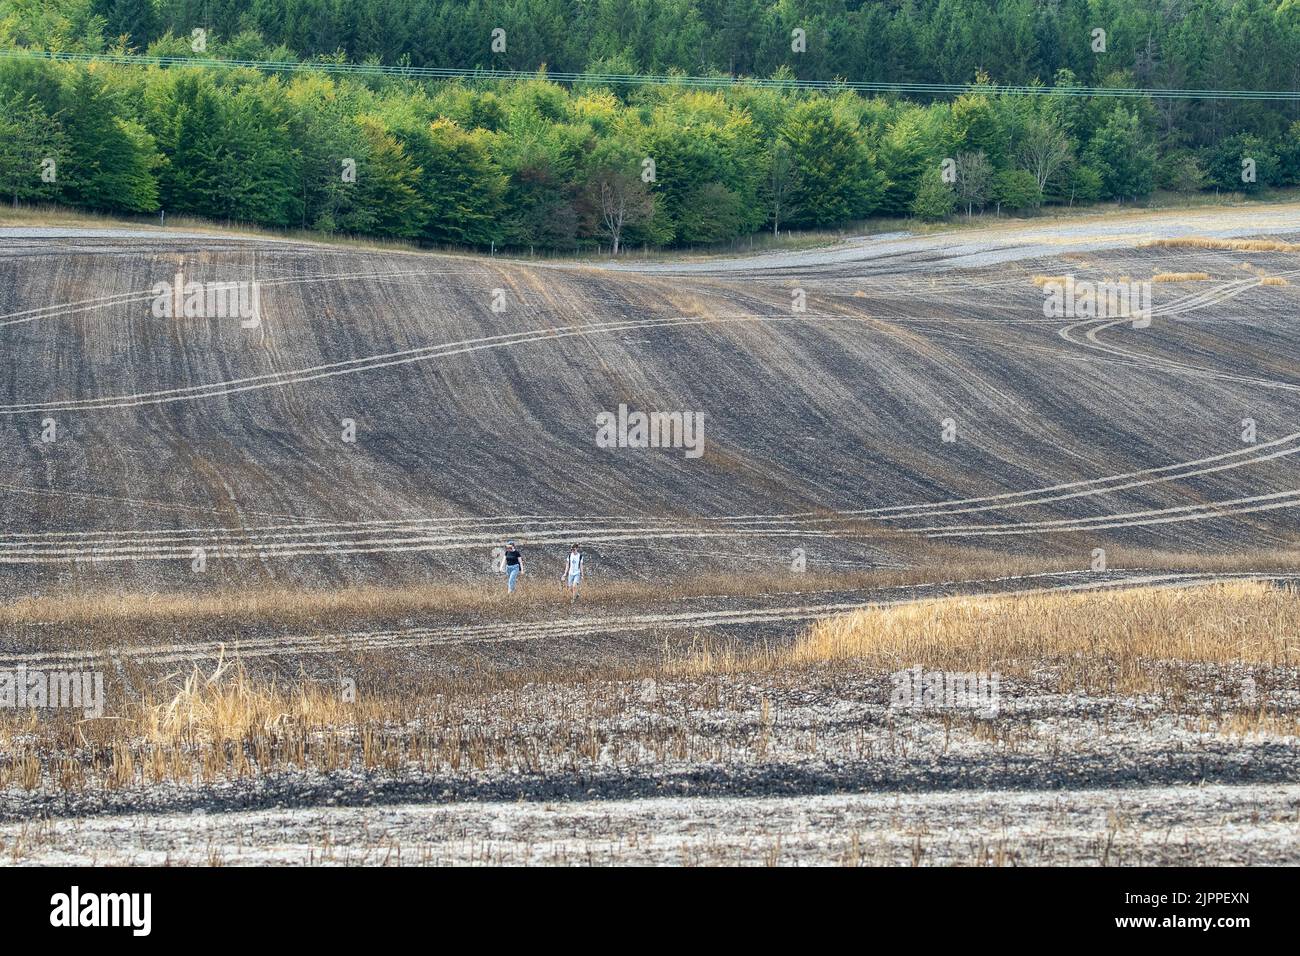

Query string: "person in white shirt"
[562, 544, 584, 603]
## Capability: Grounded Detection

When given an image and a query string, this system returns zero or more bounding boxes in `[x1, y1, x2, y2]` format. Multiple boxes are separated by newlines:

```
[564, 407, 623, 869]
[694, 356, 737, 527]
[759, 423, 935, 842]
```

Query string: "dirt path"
[603, 202, 1300, 277]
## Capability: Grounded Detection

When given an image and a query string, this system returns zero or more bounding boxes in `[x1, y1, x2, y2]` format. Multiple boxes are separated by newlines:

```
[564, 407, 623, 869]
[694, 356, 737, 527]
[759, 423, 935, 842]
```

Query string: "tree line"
[2, 0, 1300, 251]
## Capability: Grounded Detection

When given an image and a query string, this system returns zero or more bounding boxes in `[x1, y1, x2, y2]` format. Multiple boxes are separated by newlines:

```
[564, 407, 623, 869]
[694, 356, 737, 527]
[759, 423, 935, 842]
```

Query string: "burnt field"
[5, 209, 1300, 667]
[2, 207, 1299, 864]
[4, 209, 1300, 601]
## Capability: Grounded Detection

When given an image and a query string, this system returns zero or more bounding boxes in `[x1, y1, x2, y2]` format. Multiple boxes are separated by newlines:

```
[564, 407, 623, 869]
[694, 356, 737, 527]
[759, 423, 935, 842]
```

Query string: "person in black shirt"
[503, 540, 523, 594]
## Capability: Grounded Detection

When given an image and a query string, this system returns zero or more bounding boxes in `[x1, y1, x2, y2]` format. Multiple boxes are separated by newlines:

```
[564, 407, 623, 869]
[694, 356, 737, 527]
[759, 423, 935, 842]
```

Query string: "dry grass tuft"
[1261, 276, 1290, 286]
[1031, 274, 1072, 287]
[1147, 237, 1300, 253]
[789, 580, 1297, 671]
[1152, 271, 1210, 282]
[662, 579, 1300, 689]
[141, 655, 352, 748]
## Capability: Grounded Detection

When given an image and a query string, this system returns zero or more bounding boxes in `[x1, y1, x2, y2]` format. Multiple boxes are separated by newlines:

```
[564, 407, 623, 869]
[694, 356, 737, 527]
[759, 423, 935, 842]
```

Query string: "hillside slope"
[3, 209, 1300, 601]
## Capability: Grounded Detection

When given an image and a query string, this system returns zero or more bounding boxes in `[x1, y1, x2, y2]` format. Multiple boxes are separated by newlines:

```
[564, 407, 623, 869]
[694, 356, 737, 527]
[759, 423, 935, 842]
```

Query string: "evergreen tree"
[59, 70, 159, 212]
[0, 94, 66, 206]
[993, 168, 1041, 213]
[95, 0, 158, 50]
[779, 99, 883, 227]
[1086, 105, 1155, 201]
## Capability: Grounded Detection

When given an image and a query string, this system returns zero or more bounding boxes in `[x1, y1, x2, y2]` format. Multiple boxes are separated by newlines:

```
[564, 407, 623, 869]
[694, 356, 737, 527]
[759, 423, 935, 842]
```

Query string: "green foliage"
[6, 1, 1300, 247]
[779, 99, 882, 228]
[879, 107, 942, 217]
[0, 92, 66, 205]
[993, 168, 1041, 211]
[491, 113, 586, 249]
[411, 117, 506, 246]
[147, 71, 295, 224]
[1277, 122, 1300, 187]
[945, 90, 1007, 169]
[1085, 106, 1155, 201]
[909, 167, 955, 221]
[0, 0, 107, 51]
[93, 0, 155, 50]
[1066, 164, 1104, 205]
[354, 115, 425, 238]
[1203, 133, 1279, 193]
[637, 91, 764, 242]
[59, 68, 159, 212]
[1157, 151, 1208, 193]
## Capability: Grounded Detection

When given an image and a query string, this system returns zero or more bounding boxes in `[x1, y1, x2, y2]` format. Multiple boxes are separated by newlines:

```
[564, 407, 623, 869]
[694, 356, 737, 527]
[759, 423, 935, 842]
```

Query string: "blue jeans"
[506, 564, 520, 593]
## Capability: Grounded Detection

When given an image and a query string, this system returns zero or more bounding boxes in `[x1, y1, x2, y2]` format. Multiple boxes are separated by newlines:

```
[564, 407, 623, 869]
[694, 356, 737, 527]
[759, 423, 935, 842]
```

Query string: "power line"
[3, 47, 1300, 101]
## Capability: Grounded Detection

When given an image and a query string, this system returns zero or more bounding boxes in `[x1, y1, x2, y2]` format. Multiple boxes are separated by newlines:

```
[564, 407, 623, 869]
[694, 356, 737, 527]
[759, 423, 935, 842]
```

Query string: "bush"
[910, 168, 955, 221]
[993, 168, 1041, 212]
[1203, 133, 1279, 192]
[1157, 151, 1208, 193]
[1066, 165, 1104, 206]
